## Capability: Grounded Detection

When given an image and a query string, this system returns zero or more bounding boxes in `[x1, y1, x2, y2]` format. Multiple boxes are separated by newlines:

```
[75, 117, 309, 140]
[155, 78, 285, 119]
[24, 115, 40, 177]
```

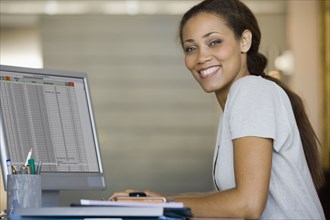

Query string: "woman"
[112, 0, 325, 218]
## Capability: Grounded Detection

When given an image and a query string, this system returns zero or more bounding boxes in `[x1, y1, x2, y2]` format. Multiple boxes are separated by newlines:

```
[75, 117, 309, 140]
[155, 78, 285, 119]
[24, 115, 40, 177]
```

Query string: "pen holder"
[7, 174, 42, 217]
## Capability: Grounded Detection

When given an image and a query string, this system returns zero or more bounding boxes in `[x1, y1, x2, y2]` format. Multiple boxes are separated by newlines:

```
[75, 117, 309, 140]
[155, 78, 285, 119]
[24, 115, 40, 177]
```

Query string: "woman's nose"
[197, 48, 212, 64]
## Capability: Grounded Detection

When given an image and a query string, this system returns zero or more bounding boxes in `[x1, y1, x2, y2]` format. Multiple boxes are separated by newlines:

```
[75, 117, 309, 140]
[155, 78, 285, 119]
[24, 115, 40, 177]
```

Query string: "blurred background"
[0, 0, 329, 209]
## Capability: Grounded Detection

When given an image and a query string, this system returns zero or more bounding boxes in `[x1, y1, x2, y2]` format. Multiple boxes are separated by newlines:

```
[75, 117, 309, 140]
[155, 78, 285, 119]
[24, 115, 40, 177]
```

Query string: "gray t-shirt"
[213, 75, 325, 219]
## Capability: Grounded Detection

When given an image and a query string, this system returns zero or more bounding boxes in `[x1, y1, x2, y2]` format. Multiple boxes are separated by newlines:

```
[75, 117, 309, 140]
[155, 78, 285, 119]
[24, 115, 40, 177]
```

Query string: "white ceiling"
[0, 0, 287, 27]
[0, 0, 287, 15]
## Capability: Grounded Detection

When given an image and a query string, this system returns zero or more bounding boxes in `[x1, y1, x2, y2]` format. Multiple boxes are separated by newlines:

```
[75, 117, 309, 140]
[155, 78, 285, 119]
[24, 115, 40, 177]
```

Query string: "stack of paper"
[79, 199, 192, 219]
[80, 199, 184, 208]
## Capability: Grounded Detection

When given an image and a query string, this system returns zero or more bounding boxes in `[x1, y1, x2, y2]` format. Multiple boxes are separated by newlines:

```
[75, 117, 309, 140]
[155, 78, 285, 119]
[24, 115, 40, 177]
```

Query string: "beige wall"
[287, 0, 323, 143]
[39, 14, 219, 205]
[0, 175, 5, 212]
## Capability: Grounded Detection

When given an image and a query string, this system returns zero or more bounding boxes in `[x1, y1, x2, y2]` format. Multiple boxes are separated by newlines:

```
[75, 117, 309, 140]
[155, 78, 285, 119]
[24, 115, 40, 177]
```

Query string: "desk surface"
[12, 207, 243, 220]
[12, 206, 191, 219]
[192, 218, 243, 220]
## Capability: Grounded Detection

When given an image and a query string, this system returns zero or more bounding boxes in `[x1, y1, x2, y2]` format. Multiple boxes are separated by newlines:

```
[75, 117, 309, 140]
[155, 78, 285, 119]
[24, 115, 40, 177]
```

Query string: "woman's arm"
[171, 136, 273, 218]
[110, 137, 272, 218]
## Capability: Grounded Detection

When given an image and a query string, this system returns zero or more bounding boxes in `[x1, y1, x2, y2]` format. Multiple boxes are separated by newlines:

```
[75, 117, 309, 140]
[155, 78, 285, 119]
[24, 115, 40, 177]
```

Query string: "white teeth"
[200, 66, 219, 77]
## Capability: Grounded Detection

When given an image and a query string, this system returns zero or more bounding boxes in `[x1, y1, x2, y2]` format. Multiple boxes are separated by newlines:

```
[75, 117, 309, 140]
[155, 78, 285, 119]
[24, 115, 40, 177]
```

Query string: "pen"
[28, 159, 36, 174]
[20, 166, 27, 174]
[6, 159, 12, 175]
[26, 165, 32, 174]
[24, 148, 32, 166]
[37, 160, 42, 174]
[11, 166, 17, 174]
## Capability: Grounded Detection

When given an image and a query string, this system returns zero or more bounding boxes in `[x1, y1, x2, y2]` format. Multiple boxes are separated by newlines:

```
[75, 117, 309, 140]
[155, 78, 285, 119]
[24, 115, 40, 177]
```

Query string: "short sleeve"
[225, 76, 291, 152]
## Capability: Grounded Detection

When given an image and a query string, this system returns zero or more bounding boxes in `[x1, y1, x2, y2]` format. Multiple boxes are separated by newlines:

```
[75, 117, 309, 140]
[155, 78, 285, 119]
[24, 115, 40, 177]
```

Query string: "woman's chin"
[202, 87, 216, 93]
[200, 84, 218, 93]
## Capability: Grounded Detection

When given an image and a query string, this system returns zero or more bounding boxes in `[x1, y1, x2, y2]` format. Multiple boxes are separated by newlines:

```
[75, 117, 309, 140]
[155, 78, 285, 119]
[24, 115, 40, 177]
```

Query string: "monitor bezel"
[0, 65, 105, 194]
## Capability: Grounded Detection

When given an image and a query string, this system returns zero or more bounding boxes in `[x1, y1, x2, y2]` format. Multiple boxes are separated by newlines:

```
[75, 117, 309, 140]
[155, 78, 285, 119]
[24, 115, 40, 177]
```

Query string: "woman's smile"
[199, 65, 221, 79]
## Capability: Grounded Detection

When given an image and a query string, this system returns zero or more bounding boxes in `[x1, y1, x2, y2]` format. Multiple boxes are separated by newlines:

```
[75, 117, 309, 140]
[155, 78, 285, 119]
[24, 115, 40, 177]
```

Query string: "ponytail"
[264, 75, 324, 189]
[247, 52, 268, 77]
[248, 50, 324, 189]
[178, 0, 324, 189]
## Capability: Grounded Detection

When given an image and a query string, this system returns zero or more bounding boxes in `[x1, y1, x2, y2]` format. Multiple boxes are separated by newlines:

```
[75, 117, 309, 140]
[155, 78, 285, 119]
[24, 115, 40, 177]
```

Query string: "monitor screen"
[0, 65, 105, 206]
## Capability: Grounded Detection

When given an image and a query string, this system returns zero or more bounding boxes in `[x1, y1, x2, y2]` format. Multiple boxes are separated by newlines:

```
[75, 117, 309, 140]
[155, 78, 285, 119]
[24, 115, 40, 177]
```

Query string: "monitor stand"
[42, 190, 60, 207]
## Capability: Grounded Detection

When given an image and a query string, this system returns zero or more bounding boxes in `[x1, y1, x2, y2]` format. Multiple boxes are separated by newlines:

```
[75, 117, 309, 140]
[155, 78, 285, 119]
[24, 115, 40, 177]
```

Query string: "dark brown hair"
[179, 0, 324, 188]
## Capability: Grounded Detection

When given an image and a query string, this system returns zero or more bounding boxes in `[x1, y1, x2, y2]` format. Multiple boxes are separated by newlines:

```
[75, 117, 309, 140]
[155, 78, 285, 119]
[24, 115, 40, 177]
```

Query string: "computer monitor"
[0, 65, 106, 207]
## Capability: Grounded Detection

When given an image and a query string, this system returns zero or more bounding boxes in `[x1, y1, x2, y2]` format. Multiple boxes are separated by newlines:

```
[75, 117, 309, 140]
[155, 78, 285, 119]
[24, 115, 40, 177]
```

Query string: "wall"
[37, 13, 287, 205]
[1, 8, 288, 208]
[39, 14, 218, 205]
[287, 0, 323, 144]
[0, 27, 43, 211]
[0, 27, 42, 68]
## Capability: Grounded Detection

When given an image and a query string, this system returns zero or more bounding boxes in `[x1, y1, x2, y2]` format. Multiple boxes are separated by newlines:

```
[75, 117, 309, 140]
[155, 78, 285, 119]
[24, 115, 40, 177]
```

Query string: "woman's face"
[182, 12, 250, 96]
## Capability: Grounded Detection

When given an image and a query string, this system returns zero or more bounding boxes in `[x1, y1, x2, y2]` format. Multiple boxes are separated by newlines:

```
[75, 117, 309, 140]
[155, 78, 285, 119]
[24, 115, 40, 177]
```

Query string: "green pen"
[28, 159, 36, 174]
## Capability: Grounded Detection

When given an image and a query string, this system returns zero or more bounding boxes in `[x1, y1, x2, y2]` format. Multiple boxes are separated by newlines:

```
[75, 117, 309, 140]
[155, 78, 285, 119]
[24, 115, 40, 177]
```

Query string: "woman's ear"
[241, 29, 252, 53]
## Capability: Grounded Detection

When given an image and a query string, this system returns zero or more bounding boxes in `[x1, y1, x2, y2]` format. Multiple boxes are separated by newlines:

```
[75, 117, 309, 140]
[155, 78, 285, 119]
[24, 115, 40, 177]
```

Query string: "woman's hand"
[109, 189, 163, 200]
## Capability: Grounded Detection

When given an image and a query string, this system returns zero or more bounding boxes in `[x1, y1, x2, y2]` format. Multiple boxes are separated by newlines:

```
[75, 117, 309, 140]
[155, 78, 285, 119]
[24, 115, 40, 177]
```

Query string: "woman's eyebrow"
[203, 31, 219, 38]
[183, 31, 220, 44]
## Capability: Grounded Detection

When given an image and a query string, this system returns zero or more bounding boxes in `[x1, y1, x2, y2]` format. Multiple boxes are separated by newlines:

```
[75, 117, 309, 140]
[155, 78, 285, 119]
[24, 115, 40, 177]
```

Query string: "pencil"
[24, 148, 32, 166]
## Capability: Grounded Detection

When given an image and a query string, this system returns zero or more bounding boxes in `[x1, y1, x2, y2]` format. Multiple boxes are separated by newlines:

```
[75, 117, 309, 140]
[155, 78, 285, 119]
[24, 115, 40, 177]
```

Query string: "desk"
[11, 206, 190, 219]
[11, 207, 243, 220]
[192, 219, 243, 220]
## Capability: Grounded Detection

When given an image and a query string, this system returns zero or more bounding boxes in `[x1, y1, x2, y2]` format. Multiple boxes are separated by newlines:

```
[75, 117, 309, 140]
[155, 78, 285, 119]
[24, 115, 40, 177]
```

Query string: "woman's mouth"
[199, 66, 220, 79]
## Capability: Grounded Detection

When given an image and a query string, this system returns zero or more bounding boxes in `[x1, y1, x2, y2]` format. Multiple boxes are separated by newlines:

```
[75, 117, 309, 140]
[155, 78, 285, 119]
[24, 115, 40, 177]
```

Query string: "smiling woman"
[112, 0, 325, 218]
[1, 0, 326, 217]
[181, 12, 251, 105]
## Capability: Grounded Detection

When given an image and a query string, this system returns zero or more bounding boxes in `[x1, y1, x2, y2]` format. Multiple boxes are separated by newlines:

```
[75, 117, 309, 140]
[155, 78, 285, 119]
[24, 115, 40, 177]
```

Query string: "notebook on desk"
[75, 199, 192, 218]
[79, 199, 184, 208]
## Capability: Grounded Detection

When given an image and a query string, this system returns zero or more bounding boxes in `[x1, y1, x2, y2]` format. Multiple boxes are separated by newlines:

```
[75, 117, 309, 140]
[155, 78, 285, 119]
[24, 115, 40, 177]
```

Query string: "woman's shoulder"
[229, 75, 284, 98]
[227, 75, 288, 108]
[232, 75, 275, 91]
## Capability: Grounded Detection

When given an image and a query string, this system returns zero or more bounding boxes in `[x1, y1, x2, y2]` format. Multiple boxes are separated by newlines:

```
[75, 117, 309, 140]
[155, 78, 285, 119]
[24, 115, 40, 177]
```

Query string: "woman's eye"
[209, 40, 222, 47]
[184, 46, 196, 54]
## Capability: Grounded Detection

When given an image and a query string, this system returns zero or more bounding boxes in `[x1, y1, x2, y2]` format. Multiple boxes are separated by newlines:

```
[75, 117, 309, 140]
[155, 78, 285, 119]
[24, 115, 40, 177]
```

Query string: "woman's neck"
[215, 71, 250, 111]
[215, 91, 227, 111]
